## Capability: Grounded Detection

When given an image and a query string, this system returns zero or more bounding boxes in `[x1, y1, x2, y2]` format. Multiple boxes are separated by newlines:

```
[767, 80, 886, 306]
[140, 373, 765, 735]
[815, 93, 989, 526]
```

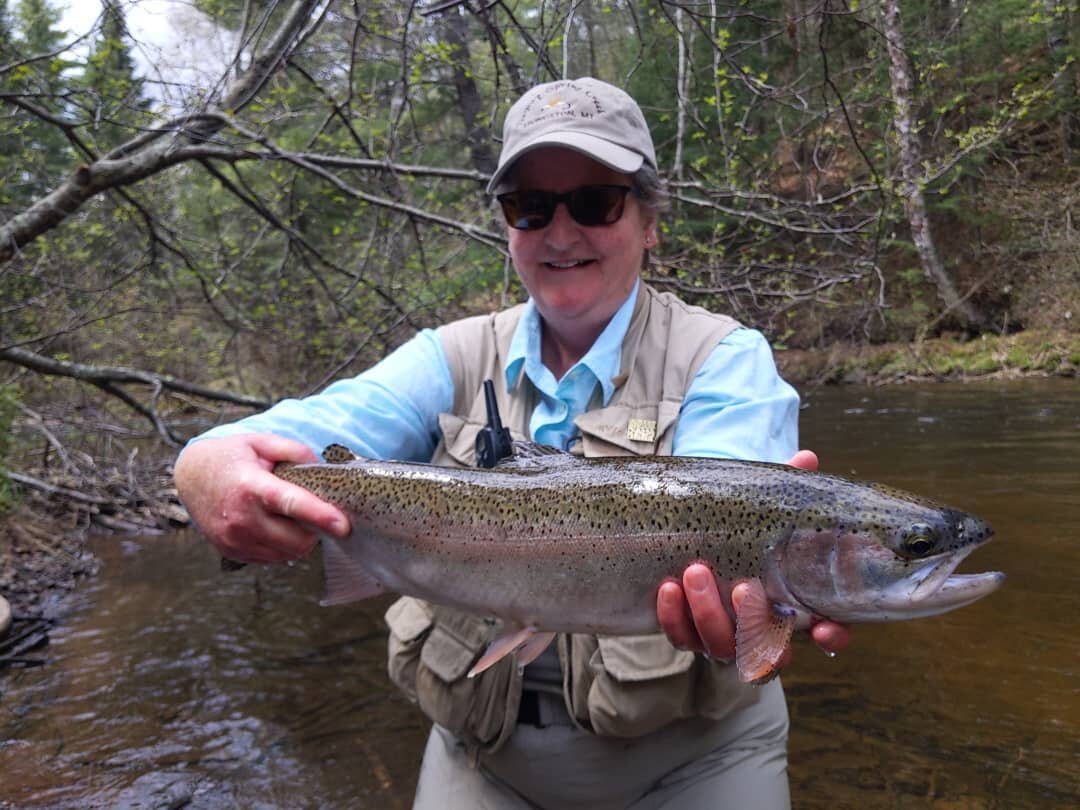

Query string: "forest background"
[0, 0, 1078, 552]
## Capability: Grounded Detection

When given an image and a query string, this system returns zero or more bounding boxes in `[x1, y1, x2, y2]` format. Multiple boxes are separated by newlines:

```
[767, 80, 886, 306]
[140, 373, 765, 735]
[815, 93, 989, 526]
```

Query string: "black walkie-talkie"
[474, 379, 513, 468]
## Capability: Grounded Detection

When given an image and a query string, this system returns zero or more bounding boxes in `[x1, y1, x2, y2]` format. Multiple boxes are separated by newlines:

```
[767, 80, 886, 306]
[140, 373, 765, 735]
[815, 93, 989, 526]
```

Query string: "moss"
[864, 349, 899, 373]
[780, 328, 1079, 385]
[971, 356, 1003, 374]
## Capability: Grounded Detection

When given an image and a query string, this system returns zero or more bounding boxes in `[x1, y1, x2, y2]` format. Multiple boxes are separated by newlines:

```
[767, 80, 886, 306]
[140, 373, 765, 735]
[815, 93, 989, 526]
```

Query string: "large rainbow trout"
[275, 443, 1004, 683]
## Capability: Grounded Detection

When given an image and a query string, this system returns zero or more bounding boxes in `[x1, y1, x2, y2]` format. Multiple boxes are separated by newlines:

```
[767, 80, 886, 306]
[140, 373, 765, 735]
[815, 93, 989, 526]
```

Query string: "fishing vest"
[384, 283, 765, 755]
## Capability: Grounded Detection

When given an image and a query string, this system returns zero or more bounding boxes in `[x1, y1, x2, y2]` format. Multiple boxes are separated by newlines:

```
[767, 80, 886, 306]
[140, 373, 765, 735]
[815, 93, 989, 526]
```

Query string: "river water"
[1, 379, 1077, 808]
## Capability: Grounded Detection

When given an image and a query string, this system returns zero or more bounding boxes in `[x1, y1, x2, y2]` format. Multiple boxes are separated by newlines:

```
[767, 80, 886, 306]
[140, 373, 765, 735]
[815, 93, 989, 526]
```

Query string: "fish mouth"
[884, 541, 1005, 618]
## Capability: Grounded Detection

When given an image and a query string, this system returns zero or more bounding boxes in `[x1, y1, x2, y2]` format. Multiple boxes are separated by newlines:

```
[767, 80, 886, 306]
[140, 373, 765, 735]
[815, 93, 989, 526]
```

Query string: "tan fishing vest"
[384, 284, 765, 755]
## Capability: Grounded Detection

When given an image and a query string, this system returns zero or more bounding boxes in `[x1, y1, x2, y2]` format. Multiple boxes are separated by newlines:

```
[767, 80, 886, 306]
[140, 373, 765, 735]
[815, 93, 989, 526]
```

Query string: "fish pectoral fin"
[733, 579, 795, 685]
[467, 626, 552, 678]
[319, 534, 387, 606]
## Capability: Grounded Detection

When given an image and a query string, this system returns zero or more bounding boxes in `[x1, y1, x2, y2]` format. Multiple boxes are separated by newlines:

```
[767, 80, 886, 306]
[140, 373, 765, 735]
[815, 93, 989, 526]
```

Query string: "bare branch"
[0, 0, 326, 265]
[8, 472, 115, 508]
[222, 119, 507, 248]
[0, 346, 270, 409]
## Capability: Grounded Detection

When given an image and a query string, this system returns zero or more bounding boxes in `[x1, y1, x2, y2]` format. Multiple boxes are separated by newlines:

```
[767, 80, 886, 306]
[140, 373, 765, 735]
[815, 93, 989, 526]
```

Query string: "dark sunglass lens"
[499, 191, 554, 230]
[570, 186, 627, 226]
[499, 186, 630, 230]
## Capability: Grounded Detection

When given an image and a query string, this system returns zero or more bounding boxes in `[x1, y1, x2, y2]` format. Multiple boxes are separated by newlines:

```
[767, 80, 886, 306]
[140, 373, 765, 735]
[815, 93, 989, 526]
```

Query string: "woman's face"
[505, 147, 656, 338]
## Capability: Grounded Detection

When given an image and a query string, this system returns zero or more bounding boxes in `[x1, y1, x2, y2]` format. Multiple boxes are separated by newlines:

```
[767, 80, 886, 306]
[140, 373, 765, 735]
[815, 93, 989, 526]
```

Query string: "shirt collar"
[505, 278, 640, 405]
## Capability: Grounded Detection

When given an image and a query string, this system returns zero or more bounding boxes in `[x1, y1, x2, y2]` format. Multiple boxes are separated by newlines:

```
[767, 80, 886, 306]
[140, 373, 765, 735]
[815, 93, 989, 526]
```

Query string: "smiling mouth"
[545, 259, 594, 269]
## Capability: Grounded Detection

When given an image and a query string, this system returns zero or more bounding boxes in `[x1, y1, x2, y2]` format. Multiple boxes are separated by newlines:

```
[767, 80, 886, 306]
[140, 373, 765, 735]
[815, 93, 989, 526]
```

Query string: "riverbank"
[0, 460, 184, 621]
[0, 506, 100, 619]
[776, 328, 1079, 385]
[2, 328, 1077, 624]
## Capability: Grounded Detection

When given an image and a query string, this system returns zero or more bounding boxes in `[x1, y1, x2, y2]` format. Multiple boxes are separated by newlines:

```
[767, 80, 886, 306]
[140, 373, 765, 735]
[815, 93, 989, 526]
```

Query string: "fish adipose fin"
[468, 627, 557, 678]
[319, 534, 387, 606]
[734, 579, 795, 685]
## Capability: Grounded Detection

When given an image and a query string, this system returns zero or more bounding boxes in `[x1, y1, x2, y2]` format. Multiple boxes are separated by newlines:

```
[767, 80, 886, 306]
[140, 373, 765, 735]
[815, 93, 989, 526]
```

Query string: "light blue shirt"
[504, 280, 637, 451]
[186, 284, 799, 463]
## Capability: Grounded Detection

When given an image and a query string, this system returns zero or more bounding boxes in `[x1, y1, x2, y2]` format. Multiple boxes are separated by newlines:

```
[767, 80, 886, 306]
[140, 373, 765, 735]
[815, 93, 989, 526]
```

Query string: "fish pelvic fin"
[516, 630, 557, 667]
[734, 578, 794, 685]
[319, 534, 387, 606]
[467, 627, 556, 678]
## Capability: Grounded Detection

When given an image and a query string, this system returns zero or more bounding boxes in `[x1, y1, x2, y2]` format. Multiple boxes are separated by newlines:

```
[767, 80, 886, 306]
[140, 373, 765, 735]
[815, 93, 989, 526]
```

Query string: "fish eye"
[901, 524, 938, 556]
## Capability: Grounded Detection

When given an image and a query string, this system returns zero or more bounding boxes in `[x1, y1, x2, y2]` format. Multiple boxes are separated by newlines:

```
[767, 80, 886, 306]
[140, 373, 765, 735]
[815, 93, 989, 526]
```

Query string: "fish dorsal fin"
[509, 440, 567, 458]
[323, 443, 360, 464]
[491, 440, 576, 472]
[733, 578, 795, 685]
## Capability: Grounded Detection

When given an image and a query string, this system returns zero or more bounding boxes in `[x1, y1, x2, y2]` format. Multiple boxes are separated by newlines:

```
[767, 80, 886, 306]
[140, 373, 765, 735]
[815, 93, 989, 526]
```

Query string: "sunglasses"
[496, 184, 634, 231]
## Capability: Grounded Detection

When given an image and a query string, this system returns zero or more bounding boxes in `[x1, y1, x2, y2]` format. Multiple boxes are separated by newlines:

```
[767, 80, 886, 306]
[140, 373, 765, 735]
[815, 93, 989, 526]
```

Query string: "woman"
[175, 77, 847, 809]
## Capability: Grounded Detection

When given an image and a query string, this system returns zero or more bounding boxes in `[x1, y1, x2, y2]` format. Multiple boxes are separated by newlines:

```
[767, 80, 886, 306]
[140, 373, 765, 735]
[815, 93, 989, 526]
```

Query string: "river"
[1, 379, 1077, 808]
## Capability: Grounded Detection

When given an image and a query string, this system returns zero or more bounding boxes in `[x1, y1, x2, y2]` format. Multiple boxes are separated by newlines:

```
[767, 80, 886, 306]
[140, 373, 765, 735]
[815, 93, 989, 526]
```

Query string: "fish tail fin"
[319, 534, 386, 606]
[734, 578, 794, 685]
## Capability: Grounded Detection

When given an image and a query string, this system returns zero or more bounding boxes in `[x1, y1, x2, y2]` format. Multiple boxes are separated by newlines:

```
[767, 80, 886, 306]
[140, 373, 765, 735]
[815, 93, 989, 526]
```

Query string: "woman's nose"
[542, 200, 581, 245]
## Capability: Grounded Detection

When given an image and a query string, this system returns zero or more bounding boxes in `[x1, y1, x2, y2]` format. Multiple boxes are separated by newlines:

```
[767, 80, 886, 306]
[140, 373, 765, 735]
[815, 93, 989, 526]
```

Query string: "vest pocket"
[385, 597, 434, 703]
[386, 597, 520, 750]
[569, 632, 757, 738]
[596, 634, 697, 681]
[574, 633, 699, 737]
[574, 400, 682, 457]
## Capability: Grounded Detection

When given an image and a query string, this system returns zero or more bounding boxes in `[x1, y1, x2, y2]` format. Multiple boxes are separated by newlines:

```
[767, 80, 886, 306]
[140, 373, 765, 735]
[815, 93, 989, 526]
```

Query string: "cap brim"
[486, 132, 646, 193]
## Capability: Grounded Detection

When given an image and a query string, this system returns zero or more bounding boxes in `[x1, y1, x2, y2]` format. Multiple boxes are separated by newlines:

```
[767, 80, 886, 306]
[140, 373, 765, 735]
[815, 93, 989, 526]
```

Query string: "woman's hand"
[173, 433, 350, 564]
[655, 450, 851, 662]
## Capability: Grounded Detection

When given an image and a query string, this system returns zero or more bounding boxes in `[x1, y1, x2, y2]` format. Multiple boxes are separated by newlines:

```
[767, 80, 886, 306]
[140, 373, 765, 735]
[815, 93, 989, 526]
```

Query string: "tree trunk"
[881, 0, 986, 332]
[672, 4, 689, 182]
[1045, 0, 1077, 164]
[442, 7, 497, 176]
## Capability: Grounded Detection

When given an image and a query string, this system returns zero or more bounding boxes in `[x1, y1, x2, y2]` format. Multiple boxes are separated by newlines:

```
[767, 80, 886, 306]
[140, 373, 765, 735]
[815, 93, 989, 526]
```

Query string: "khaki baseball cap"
[486, 77, 656, 193]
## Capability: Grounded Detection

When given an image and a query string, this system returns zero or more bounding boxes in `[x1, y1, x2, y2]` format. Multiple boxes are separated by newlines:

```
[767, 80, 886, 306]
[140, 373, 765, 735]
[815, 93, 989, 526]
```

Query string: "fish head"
[771, 503, 1004, 623]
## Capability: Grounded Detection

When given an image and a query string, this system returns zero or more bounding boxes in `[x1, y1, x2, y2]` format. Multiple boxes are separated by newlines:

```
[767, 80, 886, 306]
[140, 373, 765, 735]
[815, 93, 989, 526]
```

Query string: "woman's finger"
[656, 579, 702, 652]
[257, 476, 350, 538]
[684, 564, 736, 660]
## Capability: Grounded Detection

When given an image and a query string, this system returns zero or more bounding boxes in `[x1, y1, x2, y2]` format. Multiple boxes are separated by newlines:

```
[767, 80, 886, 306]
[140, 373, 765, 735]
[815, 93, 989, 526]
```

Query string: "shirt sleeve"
[672, 327, 799, 463]
[181, 328, 454, 462]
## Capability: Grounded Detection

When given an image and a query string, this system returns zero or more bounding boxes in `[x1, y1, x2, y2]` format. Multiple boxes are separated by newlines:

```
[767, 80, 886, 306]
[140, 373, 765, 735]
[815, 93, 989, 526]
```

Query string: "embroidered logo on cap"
[519, 81, 604, 130]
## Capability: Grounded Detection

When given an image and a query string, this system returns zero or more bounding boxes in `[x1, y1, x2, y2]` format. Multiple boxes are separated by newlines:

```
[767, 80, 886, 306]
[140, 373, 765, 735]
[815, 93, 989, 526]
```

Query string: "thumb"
[248, 434, 322, 467]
